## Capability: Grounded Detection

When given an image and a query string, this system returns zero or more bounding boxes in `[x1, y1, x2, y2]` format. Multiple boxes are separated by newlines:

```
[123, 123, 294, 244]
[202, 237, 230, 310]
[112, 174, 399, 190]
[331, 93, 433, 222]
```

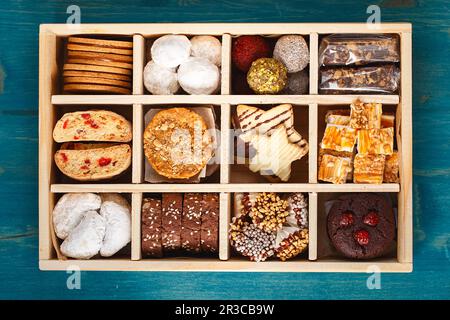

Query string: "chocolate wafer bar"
[161, 193, 182, 252]
[181, 193, 203, 253]
[201, 193, 219, 253]
[141, 198, 162, 257]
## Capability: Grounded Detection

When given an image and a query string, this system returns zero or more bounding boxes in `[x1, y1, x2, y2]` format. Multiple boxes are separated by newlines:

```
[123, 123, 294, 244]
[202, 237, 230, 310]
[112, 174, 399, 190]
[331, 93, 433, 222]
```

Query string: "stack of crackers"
[63, 37, 133, 94]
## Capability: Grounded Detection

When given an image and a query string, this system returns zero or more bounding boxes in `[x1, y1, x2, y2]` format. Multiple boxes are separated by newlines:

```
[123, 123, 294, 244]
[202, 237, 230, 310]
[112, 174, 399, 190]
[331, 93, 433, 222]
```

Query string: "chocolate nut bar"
[319, 34, 400, 66]
[319, 65, 400, 94]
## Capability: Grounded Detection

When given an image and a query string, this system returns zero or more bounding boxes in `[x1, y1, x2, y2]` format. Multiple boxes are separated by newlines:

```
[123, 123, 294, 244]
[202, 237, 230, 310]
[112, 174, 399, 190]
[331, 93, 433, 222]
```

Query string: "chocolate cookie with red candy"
[327, 193, 395, 259]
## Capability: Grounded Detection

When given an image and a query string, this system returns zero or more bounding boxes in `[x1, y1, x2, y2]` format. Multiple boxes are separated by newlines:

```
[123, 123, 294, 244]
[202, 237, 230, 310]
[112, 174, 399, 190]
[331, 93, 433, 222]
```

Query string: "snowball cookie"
[143, 61, 179, 95]
[190, 35, 222, 67]
[53, 193, 101, 239]
[151, 34, 191, 68]
[273, 35, 309, 73]
[178, 57, 220, 95]
[99, 200, 131, 257]
[100, 193, 131, 211]
[60, 211, 106, 259]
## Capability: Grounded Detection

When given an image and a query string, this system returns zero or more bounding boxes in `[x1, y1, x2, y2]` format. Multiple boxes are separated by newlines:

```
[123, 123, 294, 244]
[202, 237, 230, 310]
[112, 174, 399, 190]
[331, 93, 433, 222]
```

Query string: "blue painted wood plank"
[0, 0, 449, 299]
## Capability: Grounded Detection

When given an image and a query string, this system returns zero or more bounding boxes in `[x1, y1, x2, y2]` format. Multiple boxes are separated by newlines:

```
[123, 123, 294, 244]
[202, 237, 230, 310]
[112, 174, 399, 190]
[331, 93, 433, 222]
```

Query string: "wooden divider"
[221, 34, 232, 95]
[309, 32, 319, 94]
[308, 103, 318, 183]
[132, 34, 145, 95]
[132, 104, 144, 183]
[131, 192, 143, 260]
[219, 192, 231, 260]
[308, 192, 318, 261]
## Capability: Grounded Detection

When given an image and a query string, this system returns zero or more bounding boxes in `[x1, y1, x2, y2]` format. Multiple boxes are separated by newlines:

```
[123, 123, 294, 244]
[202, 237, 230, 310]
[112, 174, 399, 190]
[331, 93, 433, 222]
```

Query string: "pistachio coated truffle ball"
[247, 58, 287, 94]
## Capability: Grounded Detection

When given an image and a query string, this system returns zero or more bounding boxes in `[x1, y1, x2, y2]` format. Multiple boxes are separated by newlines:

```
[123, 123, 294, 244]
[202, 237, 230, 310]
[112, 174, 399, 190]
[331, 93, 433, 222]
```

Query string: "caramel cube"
[357, 127, 394, 155]
[350, 100, 382, 129]
[325, 109, 351, 126]
[353, 154, 385, 184]
[318, 154, 352, 184]
[381, 113, 395, 128]
[321, 125, 357, 153]
[384, 151, 399, 183]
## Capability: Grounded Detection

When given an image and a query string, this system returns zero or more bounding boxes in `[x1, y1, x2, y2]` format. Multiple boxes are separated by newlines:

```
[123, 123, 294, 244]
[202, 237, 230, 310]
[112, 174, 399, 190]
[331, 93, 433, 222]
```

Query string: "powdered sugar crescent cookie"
[99, 201, 131, 257]
[60, 211, 106, 259]
[52, 193, 102, 239]
[100, 193, 131, 211]
[53, 110, 132, 143]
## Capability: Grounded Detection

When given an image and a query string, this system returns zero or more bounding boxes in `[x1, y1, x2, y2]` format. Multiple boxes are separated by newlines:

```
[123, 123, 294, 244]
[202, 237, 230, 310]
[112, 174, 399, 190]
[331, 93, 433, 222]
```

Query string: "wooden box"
[39, 23, 412, 272]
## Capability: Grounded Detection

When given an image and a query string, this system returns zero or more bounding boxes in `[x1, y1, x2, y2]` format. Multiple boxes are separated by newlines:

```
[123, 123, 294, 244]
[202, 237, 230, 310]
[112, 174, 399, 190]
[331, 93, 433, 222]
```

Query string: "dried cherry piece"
[339, 211, 354, 227]
[98, 157, 112, 166]
[354, 230, 370, 246]
[363, 211, 380, 226]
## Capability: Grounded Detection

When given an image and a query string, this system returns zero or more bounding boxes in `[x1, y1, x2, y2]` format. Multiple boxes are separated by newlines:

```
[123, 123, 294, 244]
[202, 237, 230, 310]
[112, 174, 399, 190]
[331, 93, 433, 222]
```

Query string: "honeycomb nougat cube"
[321, 125, 357, 153]
[349, 100, 382, 129]
[384, 151, 399, 183]
[353, 153, 385, 184]
[318, 154, 352, 184]
[357, 127, 394, 155]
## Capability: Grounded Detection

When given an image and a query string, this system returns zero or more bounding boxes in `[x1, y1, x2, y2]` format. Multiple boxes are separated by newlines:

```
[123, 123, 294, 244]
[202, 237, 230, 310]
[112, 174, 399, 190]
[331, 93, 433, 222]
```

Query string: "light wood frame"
[39, 23, 412, 272]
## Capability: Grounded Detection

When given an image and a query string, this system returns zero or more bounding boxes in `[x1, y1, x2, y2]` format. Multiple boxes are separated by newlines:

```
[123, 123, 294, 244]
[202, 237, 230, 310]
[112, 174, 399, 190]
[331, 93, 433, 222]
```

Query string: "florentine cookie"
[161, 193, 183, 252]
[141, 198, 163, 257]
[327, 193, 395, 259]
[143, 108, 213, 180]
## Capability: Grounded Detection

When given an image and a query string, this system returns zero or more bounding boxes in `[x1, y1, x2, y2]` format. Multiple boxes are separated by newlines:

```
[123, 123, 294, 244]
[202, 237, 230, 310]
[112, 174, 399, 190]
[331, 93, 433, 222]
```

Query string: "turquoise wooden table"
[0, 0, 449, 300]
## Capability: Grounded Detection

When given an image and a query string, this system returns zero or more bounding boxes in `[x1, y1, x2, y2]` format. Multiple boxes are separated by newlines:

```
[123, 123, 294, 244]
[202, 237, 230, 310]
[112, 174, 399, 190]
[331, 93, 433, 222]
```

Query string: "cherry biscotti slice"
[54, 143, 131, 181]
[53, 110, 132, 143]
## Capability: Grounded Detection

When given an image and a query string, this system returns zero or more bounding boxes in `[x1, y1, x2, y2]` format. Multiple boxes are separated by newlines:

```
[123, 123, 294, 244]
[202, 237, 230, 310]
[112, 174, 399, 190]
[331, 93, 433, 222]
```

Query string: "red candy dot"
[98, 157, 112, 166]
[354, 230, 370, 246]
[364, 211, 380, 227]
[339, 211, 354, 227]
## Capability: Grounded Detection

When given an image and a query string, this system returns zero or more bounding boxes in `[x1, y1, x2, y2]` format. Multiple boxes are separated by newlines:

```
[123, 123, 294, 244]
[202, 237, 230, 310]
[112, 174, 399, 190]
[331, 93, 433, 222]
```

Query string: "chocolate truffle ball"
[190, 35, 222, 67]
[143, 61, 179, 95]
[283, 70, 309, 95]
[151, 34, 191, 68]
[232, 35, 270, 72]
[273, 35, 309, 73]
[247, 58, 287, 94]
[178, 57, 220, 95]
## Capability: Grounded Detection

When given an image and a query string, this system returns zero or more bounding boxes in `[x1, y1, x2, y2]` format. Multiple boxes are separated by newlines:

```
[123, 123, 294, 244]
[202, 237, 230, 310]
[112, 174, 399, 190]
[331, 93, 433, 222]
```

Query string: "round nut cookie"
[143, 108, 213, 179]
[327, 193, 395, 259]
[63, 84, 131, 94]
